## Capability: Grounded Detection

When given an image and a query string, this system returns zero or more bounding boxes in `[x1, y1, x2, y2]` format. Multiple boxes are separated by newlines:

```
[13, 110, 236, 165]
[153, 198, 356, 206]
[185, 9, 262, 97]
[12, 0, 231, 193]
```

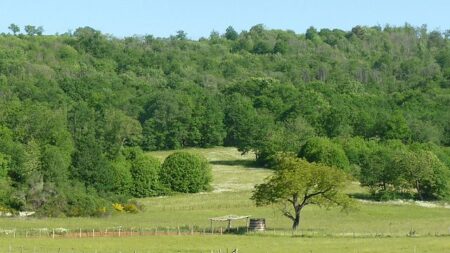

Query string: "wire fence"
[1, 245, 241, 253]
[1, 226, 449, 239]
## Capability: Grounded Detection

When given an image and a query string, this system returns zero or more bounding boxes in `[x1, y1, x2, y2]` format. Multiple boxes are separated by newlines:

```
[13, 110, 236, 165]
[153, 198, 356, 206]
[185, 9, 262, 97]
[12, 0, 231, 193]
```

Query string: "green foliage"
[24, 25, 43, 36]
[8, 24, 20, 35]
[299, 137, 350, 171]
[110, 155, 133, 195]
[1, 23, 450, 215]
[0, 153, 9, 178]
[160, 152, 211, 193]
[224, 26, 238, 40]
[252, 155, 353, 230]
[129, 151, 162, 197]
[393, 149, 449, 200]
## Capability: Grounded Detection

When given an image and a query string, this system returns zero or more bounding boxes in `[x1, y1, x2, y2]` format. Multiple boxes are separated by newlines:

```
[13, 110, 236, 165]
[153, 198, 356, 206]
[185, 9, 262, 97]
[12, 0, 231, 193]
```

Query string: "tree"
[394, 150, 449, 200]
[0, 153, 9, 178]
[128, 151, 162, 197]
[299, 137, 350, 171]
[110, 155, 133, 195]
[224, 26, 238, 40]
[8, 24, 20, 35]
[160, 152, 211, 193]
[175, 30, 187, 40]
[24, 25, 43, 36]
[382, 112, 411, 142]
[252, 155, 353, 230]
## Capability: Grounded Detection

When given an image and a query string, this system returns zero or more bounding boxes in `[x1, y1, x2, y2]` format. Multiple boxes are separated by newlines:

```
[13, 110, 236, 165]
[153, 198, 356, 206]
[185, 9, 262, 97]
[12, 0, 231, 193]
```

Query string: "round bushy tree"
[160, 152, 212, 193]
[130, 154, 162, 197]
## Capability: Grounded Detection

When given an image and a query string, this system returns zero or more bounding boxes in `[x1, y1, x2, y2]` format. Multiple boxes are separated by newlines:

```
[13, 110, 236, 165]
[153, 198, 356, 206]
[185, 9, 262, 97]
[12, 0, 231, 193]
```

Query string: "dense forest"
[0, 24, 449, 216]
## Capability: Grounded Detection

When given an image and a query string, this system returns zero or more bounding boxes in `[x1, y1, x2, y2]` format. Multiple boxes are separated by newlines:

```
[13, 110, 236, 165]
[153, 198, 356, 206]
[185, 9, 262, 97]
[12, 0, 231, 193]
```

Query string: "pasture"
[0, 147, 449, 252]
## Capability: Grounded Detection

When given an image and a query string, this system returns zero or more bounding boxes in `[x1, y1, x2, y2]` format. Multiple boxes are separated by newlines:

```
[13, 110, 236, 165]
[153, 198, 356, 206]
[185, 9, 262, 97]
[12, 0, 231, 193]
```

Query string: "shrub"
[130, 154, 162, 197]
[110, 155, 133, 195]
[123, 203, 139, 213]
[112, 203, 124, 212]
[160, 152, 212, 193]
[299, 137, 350, 171]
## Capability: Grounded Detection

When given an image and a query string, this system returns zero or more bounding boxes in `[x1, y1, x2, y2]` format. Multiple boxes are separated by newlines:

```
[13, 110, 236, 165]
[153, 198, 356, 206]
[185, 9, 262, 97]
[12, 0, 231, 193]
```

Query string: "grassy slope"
[0, 147, 449, 252]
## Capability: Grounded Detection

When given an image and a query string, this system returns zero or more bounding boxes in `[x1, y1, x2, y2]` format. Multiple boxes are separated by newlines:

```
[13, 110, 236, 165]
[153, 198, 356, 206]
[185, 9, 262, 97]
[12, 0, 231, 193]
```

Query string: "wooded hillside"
[0, 24, 449, 215]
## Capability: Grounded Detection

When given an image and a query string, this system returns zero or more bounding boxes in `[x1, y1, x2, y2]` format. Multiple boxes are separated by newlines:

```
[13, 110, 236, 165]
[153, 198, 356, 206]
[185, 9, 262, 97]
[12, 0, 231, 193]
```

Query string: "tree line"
[0, 23, 449, 216]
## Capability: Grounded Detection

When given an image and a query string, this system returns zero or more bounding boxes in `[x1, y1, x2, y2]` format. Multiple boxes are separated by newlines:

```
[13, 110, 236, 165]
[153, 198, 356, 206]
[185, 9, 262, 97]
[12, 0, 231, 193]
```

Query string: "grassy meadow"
[0, 147, 449, 252]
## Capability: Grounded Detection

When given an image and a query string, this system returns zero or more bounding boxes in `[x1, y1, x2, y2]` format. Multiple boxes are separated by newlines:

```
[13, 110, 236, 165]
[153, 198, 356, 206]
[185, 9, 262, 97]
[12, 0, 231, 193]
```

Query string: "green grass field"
[1, 147, 449, 252]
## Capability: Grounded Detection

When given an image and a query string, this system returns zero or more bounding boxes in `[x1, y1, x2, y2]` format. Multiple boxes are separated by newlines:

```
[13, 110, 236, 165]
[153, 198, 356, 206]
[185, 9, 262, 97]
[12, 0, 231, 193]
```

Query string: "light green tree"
[252, 155, 353, 230]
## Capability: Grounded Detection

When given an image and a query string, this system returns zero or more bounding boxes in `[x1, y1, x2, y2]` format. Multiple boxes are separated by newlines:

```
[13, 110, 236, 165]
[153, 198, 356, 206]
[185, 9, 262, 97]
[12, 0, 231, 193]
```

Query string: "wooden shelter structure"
[209, 215, 250, 230]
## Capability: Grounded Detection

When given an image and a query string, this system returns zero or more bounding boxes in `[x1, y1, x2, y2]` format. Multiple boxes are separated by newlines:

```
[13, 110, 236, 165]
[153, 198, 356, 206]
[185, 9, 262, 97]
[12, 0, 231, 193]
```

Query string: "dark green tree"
[224, 26, 238, 40]
[8, 24, 20, 35]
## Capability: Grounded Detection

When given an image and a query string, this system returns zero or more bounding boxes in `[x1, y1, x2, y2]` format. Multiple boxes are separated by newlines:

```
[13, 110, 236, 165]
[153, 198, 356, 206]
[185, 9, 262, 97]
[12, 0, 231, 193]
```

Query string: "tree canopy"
[0, 23, 450, 215]
[252, 155, 353, 230]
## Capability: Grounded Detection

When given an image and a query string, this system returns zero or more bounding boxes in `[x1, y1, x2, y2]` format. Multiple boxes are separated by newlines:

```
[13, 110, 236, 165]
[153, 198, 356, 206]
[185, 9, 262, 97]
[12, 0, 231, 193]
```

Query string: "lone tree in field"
[251, 155, 353, 230]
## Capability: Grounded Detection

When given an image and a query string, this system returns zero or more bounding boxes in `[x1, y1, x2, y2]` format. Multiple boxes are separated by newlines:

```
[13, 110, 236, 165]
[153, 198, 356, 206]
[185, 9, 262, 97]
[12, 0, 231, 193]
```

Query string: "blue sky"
[1, 0, 449, 39]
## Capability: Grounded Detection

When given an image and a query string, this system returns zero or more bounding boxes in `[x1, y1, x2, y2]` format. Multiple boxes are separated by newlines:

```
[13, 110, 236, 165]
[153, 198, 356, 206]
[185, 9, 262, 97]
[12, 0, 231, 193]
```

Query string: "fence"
[1, 226, 449, 239]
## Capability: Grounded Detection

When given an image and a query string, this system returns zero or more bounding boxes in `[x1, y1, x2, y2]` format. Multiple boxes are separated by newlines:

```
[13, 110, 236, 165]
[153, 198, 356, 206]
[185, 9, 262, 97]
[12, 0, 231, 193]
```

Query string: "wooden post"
[79, 228, 82, 238]
[155, 227, 158, 236]
[92, 229, 95, 238]
[220, 227, 223, 235]
[118, 227, 121, 237]
[52, 229, 55, 239]
[177, 226, 180, 235]
[191, 226, 194, 235]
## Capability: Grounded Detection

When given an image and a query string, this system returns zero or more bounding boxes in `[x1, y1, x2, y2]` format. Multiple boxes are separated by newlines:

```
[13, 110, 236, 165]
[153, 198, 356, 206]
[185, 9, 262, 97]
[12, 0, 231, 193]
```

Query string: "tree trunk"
[291, 193, 302, 230]
[416, 180, 423, 200]
[292, 210, 301, 230]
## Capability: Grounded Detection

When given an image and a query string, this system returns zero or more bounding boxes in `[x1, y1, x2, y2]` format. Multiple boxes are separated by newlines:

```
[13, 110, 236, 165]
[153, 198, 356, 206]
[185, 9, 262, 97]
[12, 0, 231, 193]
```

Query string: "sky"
[1, 0, 449, 39]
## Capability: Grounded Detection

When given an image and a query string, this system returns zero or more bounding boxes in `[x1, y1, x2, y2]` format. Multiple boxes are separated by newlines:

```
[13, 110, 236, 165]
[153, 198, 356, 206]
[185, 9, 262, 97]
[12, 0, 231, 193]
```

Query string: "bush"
[130, 153, 162, 197]
[299, 137, 350, 171]
[123, 203, 139, 213]
[160, 152, 212, 193]
[110, 155, 133, 195]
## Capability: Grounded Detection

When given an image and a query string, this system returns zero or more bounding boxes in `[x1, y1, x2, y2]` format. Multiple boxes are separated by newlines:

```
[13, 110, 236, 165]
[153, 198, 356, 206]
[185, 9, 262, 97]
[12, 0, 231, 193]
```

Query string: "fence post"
[92, 229, 95, 238]
[177, 226, 180, 235]
[220, 227, 223, 235]
[79, 228, 82, 238]
[191, 226, 194, 235]
[52, 229, 55, 239]
[118, 227, 121, 237]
